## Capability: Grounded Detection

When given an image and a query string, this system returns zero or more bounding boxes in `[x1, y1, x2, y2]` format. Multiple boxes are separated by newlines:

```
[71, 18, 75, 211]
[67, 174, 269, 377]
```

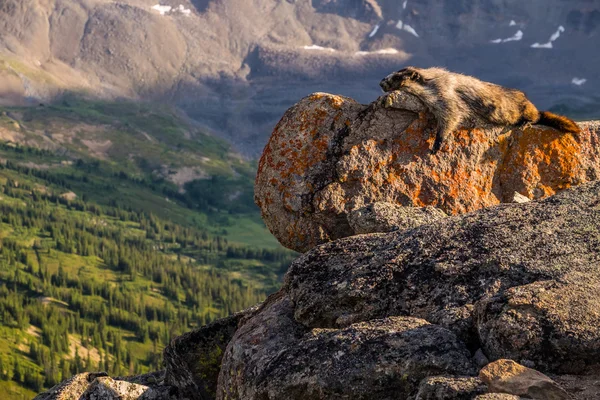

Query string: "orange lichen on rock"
[255, 92, 600, 253]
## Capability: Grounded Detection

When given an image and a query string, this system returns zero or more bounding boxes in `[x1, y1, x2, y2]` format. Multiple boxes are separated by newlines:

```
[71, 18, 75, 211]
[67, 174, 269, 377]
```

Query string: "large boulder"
[284, 181, 600, 372]
[217, 294, 476, 400]
[255, 91, 600, 252]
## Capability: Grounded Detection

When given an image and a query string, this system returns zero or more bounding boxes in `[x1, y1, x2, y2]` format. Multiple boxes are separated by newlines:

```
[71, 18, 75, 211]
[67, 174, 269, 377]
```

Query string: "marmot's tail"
[538, 111, 581, 134]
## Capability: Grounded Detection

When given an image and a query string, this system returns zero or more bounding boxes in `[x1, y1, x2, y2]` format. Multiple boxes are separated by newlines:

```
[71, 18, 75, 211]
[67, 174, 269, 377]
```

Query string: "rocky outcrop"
[213, 180, 600, 399]
[255, 91, 600, 252]
[36, 92, 600, 399]
[284, 181, 600, 372]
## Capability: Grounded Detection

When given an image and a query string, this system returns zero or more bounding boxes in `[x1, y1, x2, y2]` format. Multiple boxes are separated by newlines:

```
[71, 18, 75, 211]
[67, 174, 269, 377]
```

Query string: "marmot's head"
[380, 67, 424, 92]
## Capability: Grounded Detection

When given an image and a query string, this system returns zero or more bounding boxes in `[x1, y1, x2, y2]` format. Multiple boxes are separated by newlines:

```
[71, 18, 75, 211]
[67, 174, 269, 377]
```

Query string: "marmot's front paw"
[377, 93, 396, 108]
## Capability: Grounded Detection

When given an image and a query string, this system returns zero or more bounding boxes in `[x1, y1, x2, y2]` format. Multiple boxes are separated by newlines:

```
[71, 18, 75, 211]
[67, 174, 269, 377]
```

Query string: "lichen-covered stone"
[163, 306, 258, 399]
[475, 281, 600, 373]
[255, 92, 600, 252]
[348, 202, 447, 234]
[284, 181, 600, 371]
[217, 295, 475, 400]
[479, 359, 570, 400]
[34, 372, 109, 400]
[81, 377, 150, 400]
[414, 376, 487, 399]
[34, 371, 175, 400]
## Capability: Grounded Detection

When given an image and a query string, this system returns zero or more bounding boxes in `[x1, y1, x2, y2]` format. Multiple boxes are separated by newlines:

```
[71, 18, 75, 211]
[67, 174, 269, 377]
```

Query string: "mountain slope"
[1, 0, 597, 154]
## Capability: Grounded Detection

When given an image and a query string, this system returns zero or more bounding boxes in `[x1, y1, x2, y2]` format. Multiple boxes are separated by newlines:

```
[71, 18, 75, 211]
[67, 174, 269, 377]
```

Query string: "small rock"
[479, 359, 571, 400]
[415, 376, 487, 399]
[512, 192, 531, 203]
[81, 377, 149, 399]
[34, 372, 109, 400]
[348, 202, 446, 235]
[474, 349, 490, 369]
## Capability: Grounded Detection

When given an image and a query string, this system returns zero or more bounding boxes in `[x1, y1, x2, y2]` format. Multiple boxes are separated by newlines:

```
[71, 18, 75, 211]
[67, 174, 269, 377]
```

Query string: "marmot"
[380, 66, 580, 153]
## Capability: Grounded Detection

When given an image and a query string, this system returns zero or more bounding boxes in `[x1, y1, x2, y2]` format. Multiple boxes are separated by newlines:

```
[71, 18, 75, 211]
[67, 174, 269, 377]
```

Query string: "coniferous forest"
[0, 105, 294, 399]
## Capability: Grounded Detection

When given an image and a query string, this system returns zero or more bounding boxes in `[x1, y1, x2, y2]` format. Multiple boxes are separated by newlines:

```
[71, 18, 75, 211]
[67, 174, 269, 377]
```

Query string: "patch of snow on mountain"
[152, 4, 191, 16]
[531, 42, 553, 48]
[403, 0, 408, 9]
[403, 24, 419, 37]
[531, 26, 565, 49]
[395, 20, 419, 37]
[503, 30, 523, 42]
[152, 4, 172, 15]
[572, 77, 587, 86]
[550, 26, 565, 41]
[176, 5, 192, 16]
[491, 30, 522, 43]
[355, 48, 399, 56]
[303, 45, 336, 52]
[369, 24, 380, 38]
[509, 20, 516, 26]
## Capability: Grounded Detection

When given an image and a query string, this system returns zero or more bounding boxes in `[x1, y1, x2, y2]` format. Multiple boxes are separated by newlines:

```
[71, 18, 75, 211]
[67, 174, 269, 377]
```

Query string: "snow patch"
[152, 4, 171, 15]
[355, 48, 399, 56]
[403, 24, 419, 37]
[572, 77, 587, 86]
[369, 24, 380, 38]
[151, 4, 191, 16]
[509, 20, 516, 26]
[302, 45, 336, 52]
[550, 25, 565, 41]
[490, 30, 523, 43]
[396, 20, 419, 37]
[504, 30, 523, 42]
[531, 26, 565, 49]
[403, 0, 408, 9]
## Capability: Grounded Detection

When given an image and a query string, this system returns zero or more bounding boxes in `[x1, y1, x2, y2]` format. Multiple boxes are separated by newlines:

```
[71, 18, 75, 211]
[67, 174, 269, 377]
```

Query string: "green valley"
[0, 99, 292, 399]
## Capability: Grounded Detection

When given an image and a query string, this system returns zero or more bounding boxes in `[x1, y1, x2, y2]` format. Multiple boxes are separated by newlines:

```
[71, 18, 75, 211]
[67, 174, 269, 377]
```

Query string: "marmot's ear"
[410, 71, 424, 83]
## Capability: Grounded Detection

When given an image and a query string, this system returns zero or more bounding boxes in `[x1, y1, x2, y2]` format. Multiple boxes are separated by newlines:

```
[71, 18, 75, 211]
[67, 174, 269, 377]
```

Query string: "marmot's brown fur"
[380, 66, 581, 152]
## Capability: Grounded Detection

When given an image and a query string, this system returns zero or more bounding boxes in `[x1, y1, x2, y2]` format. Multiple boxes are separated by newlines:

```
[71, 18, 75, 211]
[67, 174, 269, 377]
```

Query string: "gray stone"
[414, 376, 487, 399]
[479, 359, 570, 400]
[163, 306, 258, 399]
[217, 295, 475, 400]
[348, 202, 447, 234]
[512, 192, 531, 203]
[284, 181, 600, 372]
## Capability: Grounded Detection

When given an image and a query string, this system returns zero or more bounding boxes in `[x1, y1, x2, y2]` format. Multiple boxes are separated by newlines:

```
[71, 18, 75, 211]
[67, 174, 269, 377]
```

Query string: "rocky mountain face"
[0, 0, 599, 154]
[35, 89, 600, 399]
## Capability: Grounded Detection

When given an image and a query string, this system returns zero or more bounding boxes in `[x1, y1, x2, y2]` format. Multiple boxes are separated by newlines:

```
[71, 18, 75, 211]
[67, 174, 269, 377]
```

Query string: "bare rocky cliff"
[1, 0, 599, 153]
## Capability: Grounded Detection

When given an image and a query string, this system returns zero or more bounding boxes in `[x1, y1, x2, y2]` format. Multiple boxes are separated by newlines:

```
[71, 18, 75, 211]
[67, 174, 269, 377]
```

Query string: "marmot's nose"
[379, 80, 389, 92]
